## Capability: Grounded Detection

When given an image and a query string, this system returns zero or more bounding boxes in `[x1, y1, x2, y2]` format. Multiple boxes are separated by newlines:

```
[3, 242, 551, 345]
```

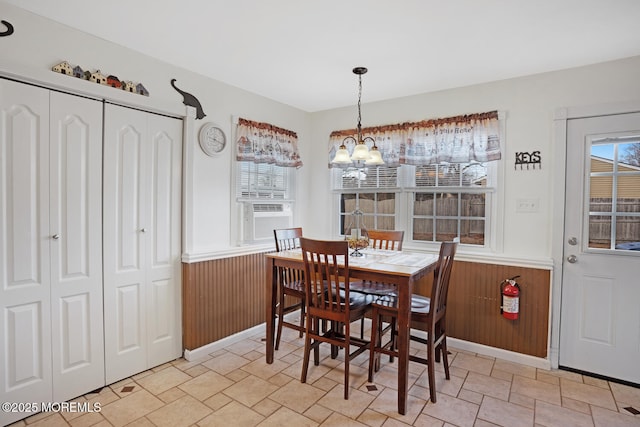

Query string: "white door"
[560, 112, 640, 384]
[0, 79, 52, 426]
[49, 91, 104, 402]
[103, 104, 182, 384]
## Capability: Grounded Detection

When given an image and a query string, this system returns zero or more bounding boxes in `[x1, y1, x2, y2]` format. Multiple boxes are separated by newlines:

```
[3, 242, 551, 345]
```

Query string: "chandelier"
[331, 67, 384, 166]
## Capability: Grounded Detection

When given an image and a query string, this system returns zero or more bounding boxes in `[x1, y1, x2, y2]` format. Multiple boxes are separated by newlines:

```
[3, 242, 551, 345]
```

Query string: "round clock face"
[199, 123, 226, 156]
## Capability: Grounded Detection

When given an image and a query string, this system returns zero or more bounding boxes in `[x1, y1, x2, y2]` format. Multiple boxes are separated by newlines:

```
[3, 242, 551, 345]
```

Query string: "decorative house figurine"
[106, 75, 121, 88]
[72, 65, 84, 79]
[90, 70, 107, 85]
[122, 81, 136, 92]
[52, 61, 73, 75]
[136, 83, 149, 96]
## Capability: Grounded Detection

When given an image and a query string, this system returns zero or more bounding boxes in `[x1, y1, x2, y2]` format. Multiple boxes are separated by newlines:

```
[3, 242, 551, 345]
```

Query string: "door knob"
[52, 234, 60, 240]
[568, 237, 577, 246]
[140, 228, 147, 233]
[567, 255, 577, 263]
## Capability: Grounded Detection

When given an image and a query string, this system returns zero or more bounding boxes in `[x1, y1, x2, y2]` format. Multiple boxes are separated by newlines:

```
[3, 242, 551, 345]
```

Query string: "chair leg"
[301, 323, 312, 384]
[344, 335, 350, 400]
[440, 337, 450, 380]
[298, 300, 305, 338]
[368, 307, 379, 382]
[275, 290, 285, 350]
[427, 342, 437, 403]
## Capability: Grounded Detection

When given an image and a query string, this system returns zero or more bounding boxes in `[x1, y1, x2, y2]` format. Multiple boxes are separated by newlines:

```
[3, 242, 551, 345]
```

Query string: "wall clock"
[198, 122, 226, 156]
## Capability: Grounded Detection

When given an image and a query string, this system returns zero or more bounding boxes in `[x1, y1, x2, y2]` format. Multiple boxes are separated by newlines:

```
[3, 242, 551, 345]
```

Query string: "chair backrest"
[299, 237, 350, 322]
[368, 229, 404, 251]
[274, 227, 302, 252]
[429, 241, 458, 325]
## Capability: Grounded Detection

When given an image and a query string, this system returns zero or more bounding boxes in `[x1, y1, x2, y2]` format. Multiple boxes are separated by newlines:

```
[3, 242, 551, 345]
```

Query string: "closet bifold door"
[103, 103, 182, 384]
[0, 79, 104, 425]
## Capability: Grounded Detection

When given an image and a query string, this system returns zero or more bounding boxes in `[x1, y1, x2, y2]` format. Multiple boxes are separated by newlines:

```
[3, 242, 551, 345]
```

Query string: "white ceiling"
[6, 0, 640, 112]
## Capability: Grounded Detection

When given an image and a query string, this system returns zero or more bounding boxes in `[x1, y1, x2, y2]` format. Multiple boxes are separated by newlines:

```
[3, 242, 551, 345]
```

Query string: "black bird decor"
[0, 20, 15, 37]
[170, 79, 206, 119]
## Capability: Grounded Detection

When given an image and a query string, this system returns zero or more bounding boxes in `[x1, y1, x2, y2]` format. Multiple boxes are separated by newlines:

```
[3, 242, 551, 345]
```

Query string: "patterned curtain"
[236, 117, 303, 168]
[328, 111, 501, 167]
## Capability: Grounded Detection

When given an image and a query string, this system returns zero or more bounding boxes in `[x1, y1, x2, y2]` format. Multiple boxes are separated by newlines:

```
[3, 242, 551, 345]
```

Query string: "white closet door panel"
[49, 91, 104, 402]
[146, 115, 182, 366]
[0, 79, 52, 425]
[103, 104, 149, 383]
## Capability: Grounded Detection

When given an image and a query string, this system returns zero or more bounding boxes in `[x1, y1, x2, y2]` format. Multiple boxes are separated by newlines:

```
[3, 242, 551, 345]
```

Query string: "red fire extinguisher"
[500, 275, 521, 320]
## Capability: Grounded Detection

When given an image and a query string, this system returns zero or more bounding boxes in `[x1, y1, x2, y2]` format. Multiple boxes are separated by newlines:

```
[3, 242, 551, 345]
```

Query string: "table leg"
[266, 261, 277, 364]
[396, 278, 412, 415]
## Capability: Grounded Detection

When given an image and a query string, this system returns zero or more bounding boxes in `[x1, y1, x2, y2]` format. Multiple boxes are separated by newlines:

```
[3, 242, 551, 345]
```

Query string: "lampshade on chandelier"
[331, 67, 384, 166]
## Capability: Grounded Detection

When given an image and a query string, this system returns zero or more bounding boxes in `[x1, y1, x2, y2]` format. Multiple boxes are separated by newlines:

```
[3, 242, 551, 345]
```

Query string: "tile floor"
[9, 319, 640, 427]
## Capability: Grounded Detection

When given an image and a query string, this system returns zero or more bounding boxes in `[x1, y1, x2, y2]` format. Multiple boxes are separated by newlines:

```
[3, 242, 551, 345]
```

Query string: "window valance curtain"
[328, 110, 501, 167]
[236, 117, 303, 168]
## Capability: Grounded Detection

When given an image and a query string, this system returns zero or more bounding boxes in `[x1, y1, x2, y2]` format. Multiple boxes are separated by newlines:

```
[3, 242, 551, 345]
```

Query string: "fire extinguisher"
[500, 275, 521, 320]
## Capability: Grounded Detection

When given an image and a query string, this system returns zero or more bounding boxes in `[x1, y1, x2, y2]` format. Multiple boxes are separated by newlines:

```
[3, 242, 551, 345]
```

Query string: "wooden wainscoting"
[183, 254, 551, 358]
[445, 261, 551, 358]
[182, 253, 267, 350]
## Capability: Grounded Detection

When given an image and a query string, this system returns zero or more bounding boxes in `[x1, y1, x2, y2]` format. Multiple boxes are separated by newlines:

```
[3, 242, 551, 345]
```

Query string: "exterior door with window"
[560, 112, 640, 384]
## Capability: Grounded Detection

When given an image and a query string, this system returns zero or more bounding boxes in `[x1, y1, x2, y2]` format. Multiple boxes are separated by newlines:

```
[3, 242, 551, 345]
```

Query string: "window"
[333, 166, 399, 235]
[332, 162, 495, 247]
[408, 162, 491, 245]
[236, 161, 290, 200]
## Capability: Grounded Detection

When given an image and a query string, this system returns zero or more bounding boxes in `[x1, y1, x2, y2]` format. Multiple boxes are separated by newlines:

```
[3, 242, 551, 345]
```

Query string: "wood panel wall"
[182, 255, 551, 358]
[182, 253, 267, 350]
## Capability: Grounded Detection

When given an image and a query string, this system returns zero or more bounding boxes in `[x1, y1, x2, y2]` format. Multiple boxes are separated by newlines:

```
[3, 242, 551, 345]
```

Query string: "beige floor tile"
[493, 359, 537, 379]
[258, 406, 317, 427]
[145, 395, 212, 427]
[136, 366, 192, 395]
[450, 352, 494, 375]
[591, 405, 640, 427]
[355, 408, 387, 427]
[226, 338, 263, 356]
[203, 351, 251, 375]
[99, 389, 164, 427]
[223, 375, 279, 407]
[202, 392, 233, 411]
[421, 393, 479, 427]
[178, 370, 234, 401]
[560, 378, 617, 411]
[317, 411, 366, 426]
[462, 371, 511, 401]
[198, 401, 265, 427]
[511, 375, 562, 406]
[478, 395, 534, 427]
[367, 387, 426, 425]
[561, 396, 592, 414]
[252, 398, 281, 417]
[457, 388, 483, 405]
[304, 404, 335, 424]
[534, 399, 594, 427]
[316, 384, 375, 419]
[509, 392, 536, 410]
[156, 386, 187, 404]
[269, 379, 327, 413]
[610, 382, 640, 407]
[413, 413, 446, 426]
[241, 357, 291, 380]
[67, 411, 106, 427]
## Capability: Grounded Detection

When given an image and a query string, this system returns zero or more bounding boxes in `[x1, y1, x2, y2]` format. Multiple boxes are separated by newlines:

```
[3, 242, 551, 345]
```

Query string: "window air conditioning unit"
[243, 202, 293, 242]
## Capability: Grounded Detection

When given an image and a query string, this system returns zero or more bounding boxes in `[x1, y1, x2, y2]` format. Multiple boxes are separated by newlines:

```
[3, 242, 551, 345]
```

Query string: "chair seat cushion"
[324, 287, 373, 308]
[349, 280, 396, 296]
[372, 294, 431, 314]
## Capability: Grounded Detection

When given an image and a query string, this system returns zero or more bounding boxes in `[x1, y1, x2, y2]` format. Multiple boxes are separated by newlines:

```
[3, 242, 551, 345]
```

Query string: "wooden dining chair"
[299, 237, 371, 399]
[350, 229, 404, 338]
[273, 227, 305, 350]
[367, 240, 458, 403]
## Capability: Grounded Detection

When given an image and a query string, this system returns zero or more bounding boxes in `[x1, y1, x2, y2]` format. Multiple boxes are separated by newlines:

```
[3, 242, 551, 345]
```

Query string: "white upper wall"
[2, 1, 640, 263]
[0, 2, 312, 257]
[307, 56, 640, 262]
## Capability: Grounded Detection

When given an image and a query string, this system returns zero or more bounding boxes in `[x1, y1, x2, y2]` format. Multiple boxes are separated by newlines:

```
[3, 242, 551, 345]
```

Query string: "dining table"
[264, 246, 439, 415]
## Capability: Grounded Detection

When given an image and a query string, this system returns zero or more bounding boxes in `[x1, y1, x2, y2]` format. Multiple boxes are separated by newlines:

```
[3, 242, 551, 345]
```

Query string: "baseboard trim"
[183, 323, 266, 361]
[448, 337, 551, 370]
